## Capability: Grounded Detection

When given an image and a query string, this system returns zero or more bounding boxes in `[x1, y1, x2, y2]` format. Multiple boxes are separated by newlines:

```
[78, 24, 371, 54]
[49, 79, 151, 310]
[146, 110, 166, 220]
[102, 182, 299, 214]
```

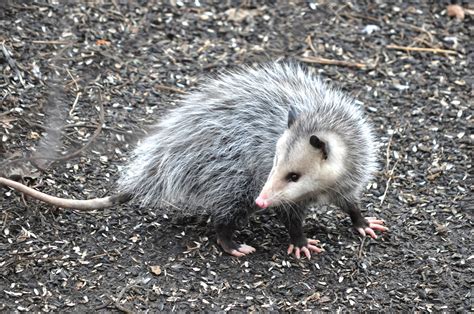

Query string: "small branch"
[31, 40, 72, 45]
[386, 45, 457, 55]
[298, 56, 367, 69]
[380, 160, 399, 207]
[304, 35, 318, 55]
[0, 109, 13, 117]
[380, 133, 397, 207]
[2, 42, 25, 87]
[66, 68, 79, 91]
[68, 92, 82, 117]
[395, 22, 434, 44]
[154, 84, 186, 94]
[358, 236, 366, 258]
[112, 282, 136, 314]
[385, 134, 394, 173]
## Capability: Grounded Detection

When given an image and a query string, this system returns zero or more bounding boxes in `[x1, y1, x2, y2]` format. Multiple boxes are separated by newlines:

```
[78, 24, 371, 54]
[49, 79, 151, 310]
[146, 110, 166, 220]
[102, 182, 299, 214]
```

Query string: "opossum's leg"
[277, 207, 323, 259]
[341, 202, 388, 239]
[215, 219, 255, 257]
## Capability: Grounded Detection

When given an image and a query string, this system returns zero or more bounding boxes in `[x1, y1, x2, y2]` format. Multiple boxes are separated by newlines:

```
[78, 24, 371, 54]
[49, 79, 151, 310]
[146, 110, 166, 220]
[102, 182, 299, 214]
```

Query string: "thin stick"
[66, 68, 79, 91]
[113, 282, 135, 314]
[2, 43, 25, 87]
[68, 92, 82, 117]
[358, 236, 366, 258]
[298, 56, 366, 69]
[31, 40, 72, 45]
[380, 160, 399, 207]
[0, 109, 13, 117]
[154, 84, 186, 94]
[396, 22, 434, 43]
[385, 134, 394, 172]
[305, 35, 318, 55]
[386, 45, 457, 55]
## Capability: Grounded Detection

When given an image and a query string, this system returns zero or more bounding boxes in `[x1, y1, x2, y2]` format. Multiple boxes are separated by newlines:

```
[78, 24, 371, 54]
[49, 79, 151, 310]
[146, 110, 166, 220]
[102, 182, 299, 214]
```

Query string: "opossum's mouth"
[256, 190, 318, 209]
[255, 194, 287, 209]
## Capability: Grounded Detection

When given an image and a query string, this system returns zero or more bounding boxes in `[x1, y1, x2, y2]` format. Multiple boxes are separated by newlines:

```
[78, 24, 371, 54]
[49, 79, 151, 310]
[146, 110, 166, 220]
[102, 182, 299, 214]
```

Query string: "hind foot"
[356, 217, 388, 239]
[287, 238, 323, 260]
[217, 238, 256, 257]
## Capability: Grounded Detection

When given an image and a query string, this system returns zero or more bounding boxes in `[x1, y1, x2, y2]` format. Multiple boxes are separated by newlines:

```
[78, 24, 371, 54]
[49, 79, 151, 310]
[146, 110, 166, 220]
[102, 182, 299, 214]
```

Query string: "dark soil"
[1, 1, 472, 312]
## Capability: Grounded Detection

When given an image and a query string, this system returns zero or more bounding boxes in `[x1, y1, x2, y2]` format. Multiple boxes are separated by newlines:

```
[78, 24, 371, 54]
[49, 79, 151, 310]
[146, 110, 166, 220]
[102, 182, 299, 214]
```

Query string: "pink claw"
[229, 244, 256, 257]
[287, 239, 323, 260]
[357, 217, 388, 239]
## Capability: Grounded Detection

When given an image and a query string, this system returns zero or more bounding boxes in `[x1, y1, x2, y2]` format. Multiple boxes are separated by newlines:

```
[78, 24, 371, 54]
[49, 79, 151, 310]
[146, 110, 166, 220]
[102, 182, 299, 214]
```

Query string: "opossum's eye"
[286, 172, 301, 182]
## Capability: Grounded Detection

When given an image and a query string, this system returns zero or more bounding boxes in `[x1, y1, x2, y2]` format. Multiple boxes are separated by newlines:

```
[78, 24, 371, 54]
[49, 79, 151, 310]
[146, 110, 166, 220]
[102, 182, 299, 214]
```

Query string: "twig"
[379, 132, 398, 207]
[2, 211, 9, 230]
[66, 68, 79, 91]
[395, 22, 434, 44]
[386, 45, 457, 55]
[1, 43, 25, 87]
[113, 282, 135, 314]
[358, 236, 366, 258]
[154, 84, 186, 94]
[385, 134, 394, 172]
[111, 0, 121, 13]
[68, 92, 82, 117]
[380, 160, 399, 207]
[298, 56, 367, 69]
[0, 109, 13, 117]
[305, 35, 318, 55]
[94, 300, 113, 311]
[31, 40, 72, 45]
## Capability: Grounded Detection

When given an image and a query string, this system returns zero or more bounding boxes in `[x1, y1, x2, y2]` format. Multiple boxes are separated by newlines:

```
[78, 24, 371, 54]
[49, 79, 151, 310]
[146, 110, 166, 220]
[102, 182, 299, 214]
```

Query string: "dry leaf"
[447, 5, 465, 20]
[150, 265, 162, 276]
[95, 39, 111, 46]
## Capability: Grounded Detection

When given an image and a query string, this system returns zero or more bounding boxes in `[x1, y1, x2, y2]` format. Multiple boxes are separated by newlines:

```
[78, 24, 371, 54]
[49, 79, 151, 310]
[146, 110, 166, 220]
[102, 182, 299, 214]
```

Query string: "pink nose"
[255, 195, 271, 209]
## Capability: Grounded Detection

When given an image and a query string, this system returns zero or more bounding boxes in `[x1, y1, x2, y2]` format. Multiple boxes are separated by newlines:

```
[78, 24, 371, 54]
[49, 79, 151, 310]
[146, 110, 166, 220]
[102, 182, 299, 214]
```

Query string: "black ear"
[310, 135, 328, 159]
[287, 106, 298, 128]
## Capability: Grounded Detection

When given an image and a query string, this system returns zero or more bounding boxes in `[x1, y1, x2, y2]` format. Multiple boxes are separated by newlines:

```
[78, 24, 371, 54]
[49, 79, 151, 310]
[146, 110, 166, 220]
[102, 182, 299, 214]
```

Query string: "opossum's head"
[255, 106, 347, 209]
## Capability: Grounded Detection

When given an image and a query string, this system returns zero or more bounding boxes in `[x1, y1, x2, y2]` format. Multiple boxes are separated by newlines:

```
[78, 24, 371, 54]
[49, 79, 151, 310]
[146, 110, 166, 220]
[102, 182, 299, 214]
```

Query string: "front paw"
[287, 238, 323, 260]
[355, 217, 388, 239]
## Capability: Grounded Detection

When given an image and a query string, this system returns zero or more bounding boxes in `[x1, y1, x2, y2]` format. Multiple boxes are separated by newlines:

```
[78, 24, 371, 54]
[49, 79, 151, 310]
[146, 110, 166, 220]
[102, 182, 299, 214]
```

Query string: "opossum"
[0, 62, 387, 259]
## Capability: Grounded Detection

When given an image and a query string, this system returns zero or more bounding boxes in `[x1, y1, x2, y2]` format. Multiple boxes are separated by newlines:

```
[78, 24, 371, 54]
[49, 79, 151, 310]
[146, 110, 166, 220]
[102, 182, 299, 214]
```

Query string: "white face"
[256, 131, 346, 208]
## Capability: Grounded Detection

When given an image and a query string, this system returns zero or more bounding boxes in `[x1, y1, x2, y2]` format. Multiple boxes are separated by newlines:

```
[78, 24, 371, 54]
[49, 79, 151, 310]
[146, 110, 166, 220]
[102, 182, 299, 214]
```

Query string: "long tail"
[0, 177, 131, 210]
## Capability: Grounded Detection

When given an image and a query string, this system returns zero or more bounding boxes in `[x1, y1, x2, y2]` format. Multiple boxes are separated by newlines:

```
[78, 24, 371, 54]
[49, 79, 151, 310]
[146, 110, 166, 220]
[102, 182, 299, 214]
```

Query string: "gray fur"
[117, 62, 377, 224]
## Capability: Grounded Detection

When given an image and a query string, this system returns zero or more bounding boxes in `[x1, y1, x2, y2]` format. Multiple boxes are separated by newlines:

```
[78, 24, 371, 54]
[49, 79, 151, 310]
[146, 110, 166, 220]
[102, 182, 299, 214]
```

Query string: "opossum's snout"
[255, 194, 271, 209]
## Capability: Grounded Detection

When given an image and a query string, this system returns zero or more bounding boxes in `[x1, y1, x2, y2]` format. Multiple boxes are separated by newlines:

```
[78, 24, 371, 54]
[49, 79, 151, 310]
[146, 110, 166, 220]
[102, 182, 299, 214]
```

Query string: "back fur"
[117, 62, 377, 223]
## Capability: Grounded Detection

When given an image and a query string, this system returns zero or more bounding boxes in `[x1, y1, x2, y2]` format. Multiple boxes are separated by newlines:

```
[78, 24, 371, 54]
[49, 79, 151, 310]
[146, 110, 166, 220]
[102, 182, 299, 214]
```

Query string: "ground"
[0, 1, 472, 312]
